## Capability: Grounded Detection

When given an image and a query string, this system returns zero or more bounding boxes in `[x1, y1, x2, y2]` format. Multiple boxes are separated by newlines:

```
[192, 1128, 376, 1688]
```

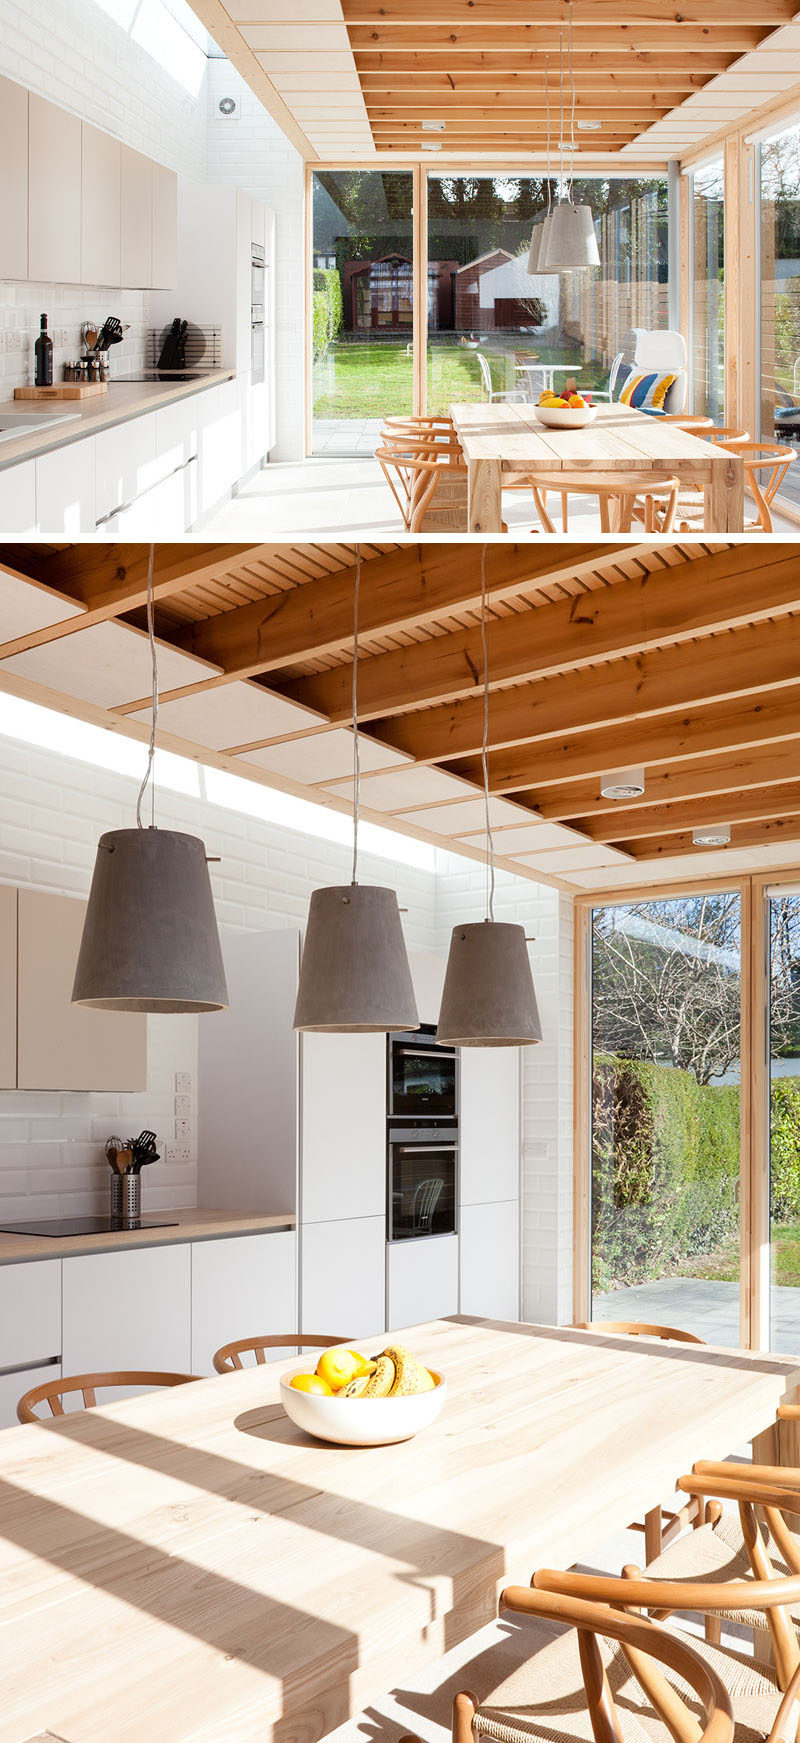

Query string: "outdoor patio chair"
[476, 351, 526, 404]
[587, 351, 629, 402]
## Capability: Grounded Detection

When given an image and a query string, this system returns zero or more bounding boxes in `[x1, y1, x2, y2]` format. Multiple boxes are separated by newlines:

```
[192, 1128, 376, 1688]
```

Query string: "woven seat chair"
[663, 428, 750, 531]
[714, 440, 796, 532]
[446, 1587, 735, 1743]
[18, 1369, 197, 1423]
[528, 468, 679, 534]
[213, 1332, 350, 1374]
[377, 417, 458, 528]
[375, 432, 475, 532]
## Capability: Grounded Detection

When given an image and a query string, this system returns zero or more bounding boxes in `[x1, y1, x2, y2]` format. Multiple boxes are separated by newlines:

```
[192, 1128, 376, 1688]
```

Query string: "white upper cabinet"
[28, 93, 82, 284]
[0, 75, 28, 279]
[120, 145, 153, 288]
[301, 1032, 387, 1223]
[17, 889, 147, 1092]
[408, 951, 446, 1027]
[459, 1048, 520, 1206]
[81, 123, 121, 287]
[0, 886, 16, 1092]
[152, 161, 178, 290]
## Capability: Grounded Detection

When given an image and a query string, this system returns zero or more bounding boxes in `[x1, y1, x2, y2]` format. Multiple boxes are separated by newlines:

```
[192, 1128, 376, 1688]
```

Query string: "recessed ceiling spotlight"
[600, 767, 645, 800]
[577, 119, 602, 131]
[422, 119, 445, 131]
[692, 824, 732, 848]
[421, 141, 443, 151]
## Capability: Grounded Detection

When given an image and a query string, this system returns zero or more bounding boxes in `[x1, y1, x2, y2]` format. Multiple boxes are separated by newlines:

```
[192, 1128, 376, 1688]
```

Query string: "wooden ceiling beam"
[137, 542, 639, 690]
[345, 0, 793, 17]
[0, 544, 263, 658]
[357, 73, 712, 90]
[625, 816, 800, 860]
[281, 545, 800, 725]
[531, 742, 800, 821]
[573, 781, 800, 843]
[370, 613, 800, 764]
[347, 25, 765, 50]
[354, 51, 735, 70]
[453, 688, 800, 794]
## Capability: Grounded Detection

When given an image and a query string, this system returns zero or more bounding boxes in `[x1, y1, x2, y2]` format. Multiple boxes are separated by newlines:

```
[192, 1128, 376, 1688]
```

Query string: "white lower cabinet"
[0, 1259, 61, 1369]
[197, 379, 243, 515]
[62, 1245, 192, 1375]
[36, 440, 96, 534]
[387, 1233, 459, 1333]
[94, 412, 160, 525]
[459, 1200, 519, 1322]
[190, 1231, 297, 1375]
[0, 461, 36, 534]
[301, 1217, 385, 1342]
[0, 1363, 60, 1429]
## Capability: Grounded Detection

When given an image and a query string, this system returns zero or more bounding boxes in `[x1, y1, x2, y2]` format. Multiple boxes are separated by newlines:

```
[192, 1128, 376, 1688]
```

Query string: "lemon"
[418, 1368, 436, 1393]
[290, 1373, 333, 1395]
[315, 1348, 373, 1392]
[568, 394, 585, 408]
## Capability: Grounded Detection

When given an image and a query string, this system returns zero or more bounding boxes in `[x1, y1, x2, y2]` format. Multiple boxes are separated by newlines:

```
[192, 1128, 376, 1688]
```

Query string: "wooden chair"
[447, 1585, 735, 1743]
[375, 435, 471, 532]
[574, 1321, 707, 1560]
[213, 1333, 350, 1375]
[528, 468, 679, 534]
[656, 413, 715, 432]
[377, 417, 457, 528]
[17, 1369, 197, 1423]
[712, 440, 795, 532]
[660, 429, 750, 532]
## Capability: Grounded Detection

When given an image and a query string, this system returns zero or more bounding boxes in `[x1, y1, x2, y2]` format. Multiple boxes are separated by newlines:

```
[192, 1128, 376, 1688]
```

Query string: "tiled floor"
[203, 453, 799, 540]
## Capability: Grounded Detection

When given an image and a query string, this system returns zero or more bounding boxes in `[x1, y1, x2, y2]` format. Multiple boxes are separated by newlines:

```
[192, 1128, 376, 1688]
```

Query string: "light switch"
[175, 1072, 191, 1094]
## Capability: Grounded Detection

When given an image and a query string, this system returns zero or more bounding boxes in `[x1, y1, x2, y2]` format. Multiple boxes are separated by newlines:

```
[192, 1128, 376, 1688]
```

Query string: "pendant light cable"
[568, 0, 576, 199]
[479, 546, 495, 924]
[135, 542, 158, 831]
[557, 27, 564, 201]
[351, 541, 361, 886]
[544, 52, 551, 216]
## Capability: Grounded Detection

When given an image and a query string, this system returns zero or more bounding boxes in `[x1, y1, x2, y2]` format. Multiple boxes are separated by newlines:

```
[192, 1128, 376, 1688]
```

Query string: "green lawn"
[313, 338, 609, 422]
[677, 1219, 800, 1288]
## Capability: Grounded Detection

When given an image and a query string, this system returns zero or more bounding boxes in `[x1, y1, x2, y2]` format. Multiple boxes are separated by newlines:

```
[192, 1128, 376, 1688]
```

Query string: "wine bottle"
[34, 313, 53, 388]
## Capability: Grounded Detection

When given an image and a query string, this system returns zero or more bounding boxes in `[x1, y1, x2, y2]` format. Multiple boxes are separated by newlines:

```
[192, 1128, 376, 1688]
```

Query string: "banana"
[361, 1355, 396, 1397]
[383, 1344, 429, 1397]
[341, 1375, 370, 1397]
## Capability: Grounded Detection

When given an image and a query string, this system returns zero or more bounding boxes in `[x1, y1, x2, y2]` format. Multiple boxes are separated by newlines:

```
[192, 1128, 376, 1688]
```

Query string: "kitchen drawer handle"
[95, 455, 196, 528]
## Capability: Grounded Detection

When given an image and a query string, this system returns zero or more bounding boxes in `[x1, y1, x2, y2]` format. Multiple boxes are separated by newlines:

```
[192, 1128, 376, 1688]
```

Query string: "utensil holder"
[110, 1174, 141, 1224]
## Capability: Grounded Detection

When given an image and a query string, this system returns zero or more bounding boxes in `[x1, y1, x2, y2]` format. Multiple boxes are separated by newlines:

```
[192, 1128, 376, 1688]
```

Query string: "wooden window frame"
[573, 867, 800, 1350]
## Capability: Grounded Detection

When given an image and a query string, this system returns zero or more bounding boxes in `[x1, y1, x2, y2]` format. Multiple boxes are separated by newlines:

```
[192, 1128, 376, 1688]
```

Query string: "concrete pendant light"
[72, 547, 228, 1015]
[437, 550, 542, 1049]
[293, 546, 418, 1034]
[526, 57, 552, 276]
[539, 6, 599, 274]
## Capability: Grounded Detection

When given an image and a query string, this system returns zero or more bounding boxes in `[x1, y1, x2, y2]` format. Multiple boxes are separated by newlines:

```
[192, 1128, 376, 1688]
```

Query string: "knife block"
[110, 1174, 141, 1224]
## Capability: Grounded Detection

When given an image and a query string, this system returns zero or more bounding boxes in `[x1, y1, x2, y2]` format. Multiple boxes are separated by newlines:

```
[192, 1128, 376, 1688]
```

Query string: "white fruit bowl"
[534, 404, 597, 429]
[279, 1363, 447, 1446]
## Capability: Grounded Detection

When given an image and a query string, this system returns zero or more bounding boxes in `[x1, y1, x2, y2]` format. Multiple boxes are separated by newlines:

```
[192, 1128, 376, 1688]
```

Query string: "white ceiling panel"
[460, 821, 588, 853]
[127, 680, 325, 749]
[325, 764, 475, 811]
[241, 727, 408, 783]
[510, 844, 632, 874]
[397, 796, 535, 835]
[0, 570, 85, 641]
[1, 622, 220, 709]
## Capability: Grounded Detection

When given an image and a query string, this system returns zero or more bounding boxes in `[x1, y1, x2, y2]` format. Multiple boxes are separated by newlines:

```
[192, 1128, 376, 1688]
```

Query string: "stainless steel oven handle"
[394, 1144, 457, 1153]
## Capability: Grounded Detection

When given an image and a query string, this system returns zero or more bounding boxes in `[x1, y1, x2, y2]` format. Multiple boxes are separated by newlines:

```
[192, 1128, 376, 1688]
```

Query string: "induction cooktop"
[0, 1216, 179, 1237]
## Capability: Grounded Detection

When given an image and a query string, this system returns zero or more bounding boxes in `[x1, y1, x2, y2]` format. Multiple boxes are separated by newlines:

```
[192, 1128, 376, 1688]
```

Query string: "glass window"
[590, 894, 742, 1345]
[691, 158, 725, 422]
[311, 170, 414, 455]
[426, 173, 669, 415]
[768, 892, 800, 1351]
[760, 125, 800, 509]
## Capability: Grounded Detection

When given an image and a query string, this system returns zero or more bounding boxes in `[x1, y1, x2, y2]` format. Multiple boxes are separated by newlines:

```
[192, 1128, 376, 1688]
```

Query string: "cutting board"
[14, 382, 108, 400]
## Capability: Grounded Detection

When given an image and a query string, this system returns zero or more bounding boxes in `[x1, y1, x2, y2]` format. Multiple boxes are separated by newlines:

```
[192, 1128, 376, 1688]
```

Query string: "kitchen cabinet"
[81, 124, 121, 287]
[36, 439, 96, 536]
[17, 889, 147, 1092]
[460, 1049, 520, 1206]
[152, 161, 178, 290]
[386, 1233, 459, 1333]
[301, 1216, 386, 1341]
[0, 75, 28, 279]
[94, 412, 159, 525]
[408, 950, 446, 1027]
[28, 93, 82, 284]
[120, 145, 153, 289]
[459, 1200, 519, 1321]
[0, 885, 16, 1089]
[0, 1258, 61, 1369]
[197, 379, 243, 515]
[191, 1230, 297, 1374]
[0, 1364, 60, 1430]
[0, 460, 36, 535]
[62, 1245, 191, 1374]
[301, 1033, 386, 1223]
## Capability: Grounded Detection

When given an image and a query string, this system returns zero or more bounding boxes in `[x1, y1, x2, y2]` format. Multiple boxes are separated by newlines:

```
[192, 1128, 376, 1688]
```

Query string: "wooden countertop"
[0, 368, 236, 471]
[0, 1315, 797, 1742]
[0, 1207, 295, 1264]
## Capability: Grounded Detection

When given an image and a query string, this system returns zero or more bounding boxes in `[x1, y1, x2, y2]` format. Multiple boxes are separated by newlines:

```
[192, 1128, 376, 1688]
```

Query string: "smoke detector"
[600, 767, 645, 801]
[693, 824, 731, 848]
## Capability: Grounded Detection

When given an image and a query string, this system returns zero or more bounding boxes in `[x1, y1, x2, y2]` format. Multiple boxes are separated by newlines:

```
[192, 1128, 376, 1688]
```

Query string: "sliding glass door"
[690, 157, 725, 422]
[310, 169, 414, 455]
[768, 890, 800, 1351]
[590, 894, 742, 1344]
[760, 125, 800, 509]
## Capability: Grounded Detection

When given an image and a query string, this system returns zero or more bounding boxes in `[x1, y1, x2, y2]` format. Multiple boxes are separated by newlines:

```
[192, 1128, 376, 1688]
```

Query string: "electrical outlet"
[165, 1140, 192, 1163]
[175, 1072, 191, 1094]
[174, 1094, 191, 1117]
[175, 1118, 190, 1140]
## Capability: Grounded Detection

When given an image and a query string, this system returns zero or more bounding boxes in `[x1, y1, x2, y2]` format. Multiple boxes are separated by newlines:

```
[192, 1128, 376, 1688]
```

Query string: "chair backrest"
[575, 1320, 705, 1344]
[413, 1177, 444, 1233]
[17, 1369, 196, 1423]
[606, 351, 627, 399]
[212, 1333, 350, 1375]
[497, 1585, 733, 1743]
[476, 352, 493, 398]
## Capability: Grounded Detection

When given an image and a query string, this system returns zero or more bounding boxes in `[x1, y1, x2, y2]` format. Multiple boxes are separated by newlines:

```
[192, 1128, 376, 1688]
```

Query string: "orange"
[290, 1373, 333, 1395]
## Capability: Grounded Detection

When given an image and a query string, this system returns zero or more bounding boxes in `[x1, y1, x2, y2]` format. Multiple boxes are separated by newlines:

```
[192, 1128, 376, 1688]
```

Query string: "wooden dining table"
[1, 1315, 798, 1743]
[449, 400, 745, 534]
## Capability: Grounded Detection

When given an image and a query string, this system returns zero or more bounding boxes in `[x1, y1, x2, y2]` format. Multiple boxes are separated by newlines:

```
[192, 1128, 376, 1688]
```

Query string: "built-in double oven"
[251, 242, 266, 385]
[387, 1027, 459, 1243]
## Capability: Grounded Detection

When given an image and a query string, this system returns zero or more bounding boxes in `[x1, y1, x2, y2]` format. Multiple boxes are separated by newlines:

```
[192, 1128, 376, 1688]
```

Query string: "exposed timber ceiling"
[1, 540, 800, 896]
[187, 0, 800, 162]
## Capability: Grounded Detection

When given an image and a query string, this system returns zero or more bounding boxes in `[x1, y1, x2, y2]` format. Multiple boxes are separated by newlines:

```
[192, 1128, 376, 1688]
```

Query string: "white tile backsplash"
[0, 282, 148, 396]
